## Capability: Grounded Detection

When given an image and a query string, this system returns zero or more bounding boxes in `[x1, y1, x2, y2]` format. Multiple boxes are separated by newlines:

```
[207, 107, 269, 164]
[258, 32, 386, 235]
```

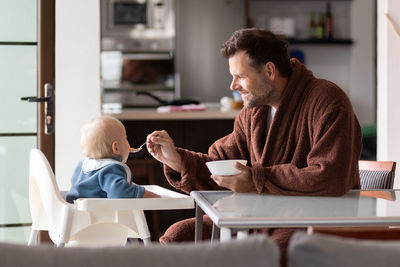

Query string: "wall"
[377, 0, 400, 188]
[176, 0, 245, 102]
[55, 0, 101, 189]
[349, 0, 376, 126]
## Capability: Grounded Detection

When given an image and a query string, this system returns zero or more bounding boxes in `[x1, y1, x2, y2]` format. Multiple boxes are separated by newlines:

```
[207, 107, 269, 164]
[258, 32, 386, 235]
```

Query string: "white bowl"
[206, 160, 247, 176]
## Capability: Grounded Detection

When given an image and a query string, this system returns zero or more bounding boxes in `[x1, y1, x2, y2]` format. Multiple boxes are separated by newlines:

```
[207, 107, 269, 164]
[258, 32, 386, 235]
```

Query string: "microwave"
[101, 0, 175, 52]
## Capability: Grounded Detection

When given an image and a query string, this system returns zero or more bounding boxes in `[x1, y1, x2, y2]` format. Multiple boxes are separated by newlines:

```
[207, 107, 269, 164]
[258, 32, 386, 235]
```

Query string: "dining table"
[190, 190, 400, 242]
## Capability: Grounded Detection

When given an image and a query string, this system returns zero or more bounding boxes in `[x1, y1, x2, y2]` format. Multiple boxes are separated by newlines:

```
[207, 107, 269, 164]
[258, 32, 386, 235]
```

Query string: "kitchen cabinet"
[124, 119, 234, 240]
[124, 119, 234, 155]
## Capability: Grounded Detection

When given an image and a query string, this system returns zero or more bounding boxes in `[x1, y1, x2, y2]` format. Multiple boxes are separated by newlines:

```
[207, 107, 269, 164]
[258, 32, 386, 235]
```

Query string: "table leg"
[194, 203, 204, 243]
[237, 230, 249, 239]
[307, 226, 314, 235]
[28, 229, 38, 246]
[142, 237, 151, 246]
[220, 228, 232, 242]
[211, 223, 220, 243]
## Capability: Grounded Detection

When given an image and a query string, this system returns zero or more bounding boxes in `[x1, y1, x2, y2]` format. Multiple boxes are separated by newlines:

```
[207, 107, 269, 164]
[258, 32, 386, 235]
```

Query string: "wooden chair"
[359, 160, 396, 189]
[315, 161, 397, 240]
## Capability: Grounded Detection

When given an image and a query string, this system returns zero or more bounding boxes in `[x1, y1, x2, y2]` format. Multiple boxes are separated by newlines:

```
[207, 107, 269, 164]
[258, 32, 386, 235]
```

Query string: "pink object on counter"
[157, 104, 206, 113]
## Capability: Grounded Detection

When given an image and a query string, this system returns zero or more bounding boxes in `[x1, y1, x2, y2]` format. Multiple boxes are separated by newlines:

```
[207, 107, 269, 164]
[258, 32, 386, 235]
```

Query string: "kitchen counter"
[103, 103, 240, 121]
[109, 103, 239, 234]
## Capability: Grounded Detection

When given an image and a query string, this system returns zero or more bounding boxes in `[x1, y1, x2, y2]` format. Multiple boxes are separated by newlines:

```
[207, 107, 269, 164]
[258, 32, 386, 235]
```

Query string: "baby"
[66, 115, 159, 203]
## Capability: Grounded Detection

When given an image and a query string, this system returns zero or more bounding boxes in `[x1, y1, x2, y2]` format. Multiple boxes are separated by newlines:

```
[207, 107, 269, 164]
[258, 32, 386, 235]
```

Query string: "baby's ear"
[111, 140, 119, 155]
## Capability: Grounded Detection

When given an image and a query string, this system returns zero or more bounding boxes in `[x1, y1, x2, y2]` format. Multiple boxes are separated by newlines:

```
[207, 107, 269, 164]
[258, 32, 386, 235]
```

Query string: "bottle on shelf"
[316, 13, 325, 39]
[308, 12, 317, 39]
[324, 2, 333, 39]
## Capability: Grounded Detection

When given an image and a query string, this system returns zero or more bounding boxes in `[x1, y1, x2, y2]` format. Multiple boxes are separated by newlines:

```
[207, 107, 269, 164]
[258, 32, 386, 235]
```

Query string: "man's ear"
[264, 62, 277, 80]
[111, 141, 119, 155]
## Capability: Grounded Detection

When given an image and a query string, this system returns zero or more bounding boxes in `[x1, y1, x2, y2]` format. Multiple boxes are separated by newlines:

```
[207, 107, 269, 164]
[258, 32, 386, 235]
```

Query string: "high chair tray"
[75, 185, 194, 211]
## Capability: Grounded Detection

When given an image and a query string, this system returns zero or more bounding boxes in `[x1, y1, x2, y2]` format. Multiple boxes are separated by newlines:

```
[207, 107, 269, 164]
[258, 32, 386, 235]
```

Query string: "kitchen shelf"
[288, 38, 353, 45]
[247, 0, 351, 2]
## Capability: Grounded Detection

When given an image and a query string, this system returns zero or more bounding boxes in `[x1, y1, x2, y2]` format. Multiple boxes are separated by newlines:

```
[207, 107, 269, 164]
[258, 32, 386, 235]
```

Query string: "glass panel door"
[0, 45, 37, 133]
[0, 0, 37, 42]
[0, 0, 38, 244]
[0, 137, 36, 243]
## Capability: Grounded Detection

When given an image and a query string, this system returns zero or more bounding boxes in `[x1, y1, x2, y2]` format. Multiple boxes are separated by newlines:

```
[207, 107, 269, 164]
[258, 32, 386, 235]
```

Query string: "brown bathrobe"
[160, 59, 362, 264]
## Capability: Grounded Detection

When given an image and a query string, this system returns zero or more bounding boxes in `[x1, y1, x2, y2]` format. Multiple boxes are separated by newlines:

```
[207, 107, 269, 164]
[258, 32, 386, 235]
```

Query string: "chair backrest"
[29, 149, 75, 244]
[359, 160, 396, 189]
[289, 232, 400, 267]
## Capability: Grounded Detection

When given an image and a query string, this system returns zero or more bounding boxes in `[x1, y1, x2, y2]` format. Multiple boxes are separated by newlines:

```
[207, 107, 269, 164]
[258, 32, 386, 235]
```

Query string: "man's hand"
[146, 130, 182, 173]
[211, 162, 256, 193]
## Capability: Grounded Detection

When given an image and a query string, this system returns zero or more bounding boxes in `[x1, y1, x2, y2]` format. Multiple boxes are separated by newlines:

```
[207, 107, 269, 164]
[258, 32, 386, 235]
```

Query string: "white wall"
[176, 0, 245, 102]
[55, 0, 101, 189]
[377, 0, 400, 188]
[349, 0, 376, 126]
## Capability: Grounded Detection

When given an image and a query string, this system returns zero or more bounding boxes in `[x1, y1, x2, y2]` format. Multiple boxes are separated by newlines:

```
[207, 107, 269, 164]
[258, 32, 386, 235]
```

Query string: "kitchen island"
[103, 102, 241, 240]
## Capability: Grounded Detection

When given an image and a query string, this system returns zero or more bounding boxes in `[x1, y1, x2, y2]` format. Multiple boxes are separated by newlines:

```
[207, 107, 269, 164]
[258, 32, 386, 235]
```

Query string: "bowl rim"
[206, 159, 247, 165]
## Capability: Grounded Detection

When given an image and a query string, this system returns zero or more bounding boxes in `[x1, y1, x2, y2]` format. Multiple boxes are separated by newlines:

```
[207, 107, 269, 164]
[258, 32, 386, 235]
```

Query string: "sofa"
[289, 232, 400, 267]
[5, 231, 400, 267]
[0, 236, 279, 267]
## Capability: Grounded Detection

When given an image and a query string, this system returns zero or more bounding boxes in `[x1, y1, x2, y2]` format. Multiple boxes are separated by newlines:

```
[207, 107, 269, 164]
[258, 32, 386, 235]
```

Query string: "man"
[146, 28, 362, 264]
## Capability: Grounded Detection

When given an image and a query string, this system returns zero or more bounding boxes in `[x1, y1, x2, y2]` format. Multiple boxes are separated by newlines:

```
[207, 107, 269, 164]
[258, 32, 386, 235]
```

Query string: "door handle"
[20, 96, 51, 102]
[21, 83, 54, 135]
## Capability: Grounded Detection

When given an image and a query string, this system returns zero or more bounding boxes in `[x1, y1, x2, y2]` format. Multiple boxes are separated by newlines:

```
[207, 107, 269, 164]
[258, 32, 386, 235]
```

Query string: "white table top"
[190, 190, 400, 228]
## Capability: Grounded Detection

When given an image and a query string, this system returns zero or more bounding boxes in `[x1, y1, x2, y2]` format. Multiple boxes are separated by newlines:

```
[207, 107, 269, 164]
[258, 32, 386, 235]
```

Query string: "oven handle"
[122, 53, 173, 60]
[136, 91, 199, 106]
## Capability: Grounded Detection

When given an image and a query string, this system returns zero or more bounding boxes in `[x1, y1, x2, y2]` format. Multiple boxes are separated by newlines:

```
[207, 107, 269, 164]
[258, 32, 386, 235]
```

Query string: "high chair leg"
[142, 237, 151, 246]
[28, 229, 38, 246]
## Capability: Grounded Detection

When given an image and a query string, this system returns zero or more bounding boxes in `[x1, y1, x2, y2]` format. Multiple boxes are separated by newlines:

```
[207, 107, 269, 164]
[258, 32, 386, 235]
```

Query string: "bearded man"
[146, 28, 362, 266]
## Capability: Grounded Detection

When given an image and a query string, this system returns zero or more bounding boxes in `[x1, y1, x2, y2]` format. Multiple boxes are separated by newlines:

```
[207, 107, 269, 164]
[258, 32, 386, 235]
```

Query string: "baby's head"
[81, 115, 130, 163]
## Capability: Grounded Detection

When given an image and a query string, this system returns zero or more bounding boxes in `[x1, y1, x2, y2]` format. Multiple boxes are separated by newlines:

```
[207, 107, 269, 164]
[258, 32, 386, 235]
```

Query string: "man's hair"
[221, 28, 293, 77]
[80, 116, 123, 159]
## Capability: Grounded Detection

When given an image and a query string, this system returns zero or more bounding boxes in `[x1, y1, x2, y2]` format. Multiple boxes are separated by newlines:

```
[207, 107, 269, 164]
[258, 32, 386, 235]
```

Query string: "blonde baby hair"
[80, 115, 125, 159]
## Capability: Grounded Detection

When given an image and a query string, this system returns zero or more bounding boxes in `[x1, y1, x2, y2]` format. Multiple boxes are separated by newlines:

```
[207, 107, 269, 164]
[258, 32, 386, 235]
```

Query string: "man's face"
[228, 51, 274, 108]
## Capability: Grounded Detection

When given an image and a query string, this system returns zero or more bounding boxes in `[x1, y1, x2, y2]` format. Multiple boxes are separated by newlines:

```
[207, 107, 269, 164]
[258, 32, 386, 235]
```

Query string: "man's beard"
[244, 82, 274, 109]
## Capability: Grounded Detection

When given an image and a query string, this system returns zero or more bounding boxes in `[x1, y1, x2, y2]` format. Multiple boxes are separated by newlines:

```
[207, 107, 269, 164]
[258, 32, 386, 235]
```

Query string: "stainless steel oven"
[101, 0, 175, 52]
[101, 51, 177, 108]
[100, 0, 177, 108]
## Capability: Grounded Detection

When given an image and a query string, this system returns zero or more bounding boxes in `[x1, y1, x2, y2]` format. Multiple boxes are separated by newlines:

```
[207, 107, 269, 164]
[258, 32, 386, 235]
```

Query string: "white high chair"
[28, 148, 151, 247]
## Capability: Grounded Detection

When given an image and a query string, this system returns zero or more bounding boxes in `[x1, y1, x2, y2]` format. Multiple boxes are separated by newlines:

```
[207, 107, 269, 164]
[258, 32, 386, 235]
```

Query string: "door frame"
[37, 0, 55, 243]
[38, 0, 55, 168]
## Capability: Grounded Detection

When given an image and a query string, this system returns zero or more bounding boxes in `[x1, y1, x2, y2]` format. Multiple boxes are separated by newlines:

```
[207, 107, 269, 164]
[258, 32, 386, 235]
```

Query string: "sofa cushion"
[0, 235, 279, 267]
[289, 232, 400, 267]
